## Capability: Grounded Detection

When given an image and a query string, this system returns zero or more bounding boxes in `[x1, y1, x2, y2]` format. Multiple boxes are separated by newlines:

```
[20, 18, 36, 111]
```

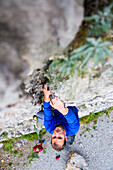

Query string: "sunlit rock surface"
[56, 57, 113, 118]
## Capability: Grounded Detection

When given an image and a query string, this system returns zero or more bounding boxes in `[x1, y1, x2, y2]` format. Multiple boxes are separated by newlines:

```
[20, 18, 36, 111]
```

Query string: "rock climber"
[33, 83, 80, 152]
[42, 83, 80, 151]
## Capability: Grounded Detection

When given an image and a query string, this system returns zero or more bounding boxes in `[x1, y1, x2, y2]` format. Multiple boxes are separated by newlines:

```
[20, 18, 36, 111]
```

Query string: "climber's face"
[52, 126, 67, 147]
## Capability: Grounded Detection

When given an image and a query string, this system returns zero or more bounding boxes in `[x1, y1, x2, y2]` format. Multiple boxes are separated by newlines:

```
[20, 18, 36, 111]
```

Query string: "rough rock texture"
[55, 56, 113, 118]
[24, 69, 48, 106]
[65, 151, 88, 170]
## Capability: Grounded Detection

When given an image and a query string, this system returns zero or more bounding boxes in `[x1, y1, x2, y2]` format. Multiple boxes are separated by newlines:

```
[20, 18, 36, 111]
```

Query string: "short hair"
[51, 139, 66, 151]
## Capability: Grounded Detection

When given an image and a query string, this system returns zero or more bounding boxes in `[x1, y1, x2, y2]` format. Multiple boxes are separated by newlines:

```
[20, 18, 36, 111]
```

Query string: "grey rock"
[65, 152, 88, 170]
[16, 139, 25, 148]
[57, 59, 113, 118]
[78, 141, 83, 147]
[0, 143, 4, 148]
[0, 0, 83, 72]
[0, 42, 28, 76]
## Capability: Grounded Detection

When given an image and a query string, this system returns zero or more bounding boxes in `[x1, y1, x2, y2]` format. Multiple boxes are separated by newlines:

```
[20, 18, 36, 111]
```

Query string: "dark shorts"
[37, 110, 44, 124]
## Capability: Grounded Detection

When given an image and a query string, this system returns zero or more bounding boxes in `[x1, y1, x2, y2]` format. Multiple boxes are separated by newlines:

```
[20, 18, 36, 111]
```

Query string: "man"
[42, 83, 80, 151]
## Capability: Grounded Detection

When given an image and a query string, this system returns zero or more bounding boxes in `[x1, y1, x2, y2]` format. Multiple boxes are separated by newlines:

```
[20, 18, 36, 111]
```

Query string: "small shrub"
[27, 152, 39, 162]
[84, 3, 113, 36]
[14, 150, 18, 156]
[8, 162, 13, 166]
[71, 37, 113, 68]
[20, 132, 38, 141]
[3, 139, 14, 152]
[49, 55, 80, 76]
[48, 37, 112, 78]
[0, 131, 8, 140]
[19, 153, 23, 158]
[43, 148, 46, 154]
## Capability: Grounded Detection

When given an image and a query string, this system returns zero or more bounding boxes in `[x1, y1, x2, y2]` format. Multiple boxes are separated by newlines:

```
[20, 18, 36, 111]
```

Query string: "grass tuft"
[79, 106, 113, 124]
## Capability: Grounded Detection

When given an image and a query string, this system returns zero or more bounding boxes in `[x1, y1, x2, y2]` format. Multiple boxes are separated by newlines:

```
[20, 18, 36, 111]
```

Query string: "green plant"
[3, 139, 15, 153]
[19, 153, 23, 158]
[14, 150, 19, 156]
[71, 37, 113, 68]
[82, 104, 86, 108]
[39, 128, 46, 138]
[20, 132, 38, 141]
[9, 162, 13, 166]
[0, 131, 8, 140]
[84, 3, 113, 36]
[27, 152, 39, 164]
[49, 55, 81, 77]
[48, 37, 112, 78]
[93, 126, 97, 130]
[43, 148, 46, 154]
[34, 125, 46, 140]
[34, 125, 40, 139]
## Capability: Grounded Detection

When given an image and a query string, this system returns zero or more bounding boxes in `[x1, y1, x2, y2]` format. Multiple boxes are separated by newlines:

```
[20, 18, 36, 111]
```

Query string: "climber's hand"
[42, 83, 51, 102]
[50, 97, 68, 115]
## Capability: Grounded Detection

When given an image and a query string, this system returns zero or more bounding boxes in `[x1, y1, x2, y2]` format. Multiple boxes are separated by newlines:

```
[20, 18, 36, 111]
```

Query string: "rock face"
[24, 69, 49, 106]
[0, 0, 83, 71]
[55, 57, 113, 118]
[0, 0, 83, 139]
[65, 152, 88, 170]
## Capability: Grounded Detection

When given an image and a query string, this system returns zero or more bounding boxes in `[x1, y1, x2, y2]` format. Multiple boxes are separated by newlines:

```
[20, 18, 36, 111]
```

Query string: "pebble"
[78, 142, 83, 147]
[0, 143, 4, 148]
[16, 143, 21, 148]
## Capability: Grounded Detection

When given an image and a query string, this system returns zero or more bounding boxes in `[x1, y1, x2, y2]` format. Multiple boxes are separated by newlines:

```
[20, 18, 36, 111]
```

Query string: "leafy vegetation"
[84, 3, 113, 36]
[0, 131, 8, 140]
[19, 132, 38, 141]
[71, 37, 112, 67]
[81, 104, 86, 108]
[8, 162, 13, 166]
[27, 152, 39, 164]
[79, 106, 113, 124]
[14, 150, 19, 156]
[48, 55, 80, 77]
[1, 128, 46, 154]
[45, 4, 113, 79]
[3, 138, 15, 153]
[48, 37, 112, 77]
[43, 148, 46, 154]
[34, 125, 47, 140]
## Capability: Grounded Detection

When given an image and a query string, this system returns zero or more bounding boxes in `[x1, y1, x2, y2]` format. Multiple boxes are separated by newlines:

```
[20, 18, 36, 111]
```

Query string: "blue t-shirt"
[43, 101, 80, 137]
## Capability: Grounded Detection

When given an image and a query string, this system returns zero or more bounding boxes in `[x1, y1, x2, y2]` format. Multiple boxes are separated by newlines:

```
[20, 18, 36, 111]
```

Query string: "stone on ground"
[65, 151, 88, 170]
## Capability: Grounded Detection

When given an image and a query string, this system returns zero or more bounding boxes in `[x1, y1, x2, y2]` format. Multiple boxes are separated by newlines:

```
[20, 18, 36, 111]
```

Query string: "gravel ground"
[24, 110, 113, 170]
[0, 110, 113, 170]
